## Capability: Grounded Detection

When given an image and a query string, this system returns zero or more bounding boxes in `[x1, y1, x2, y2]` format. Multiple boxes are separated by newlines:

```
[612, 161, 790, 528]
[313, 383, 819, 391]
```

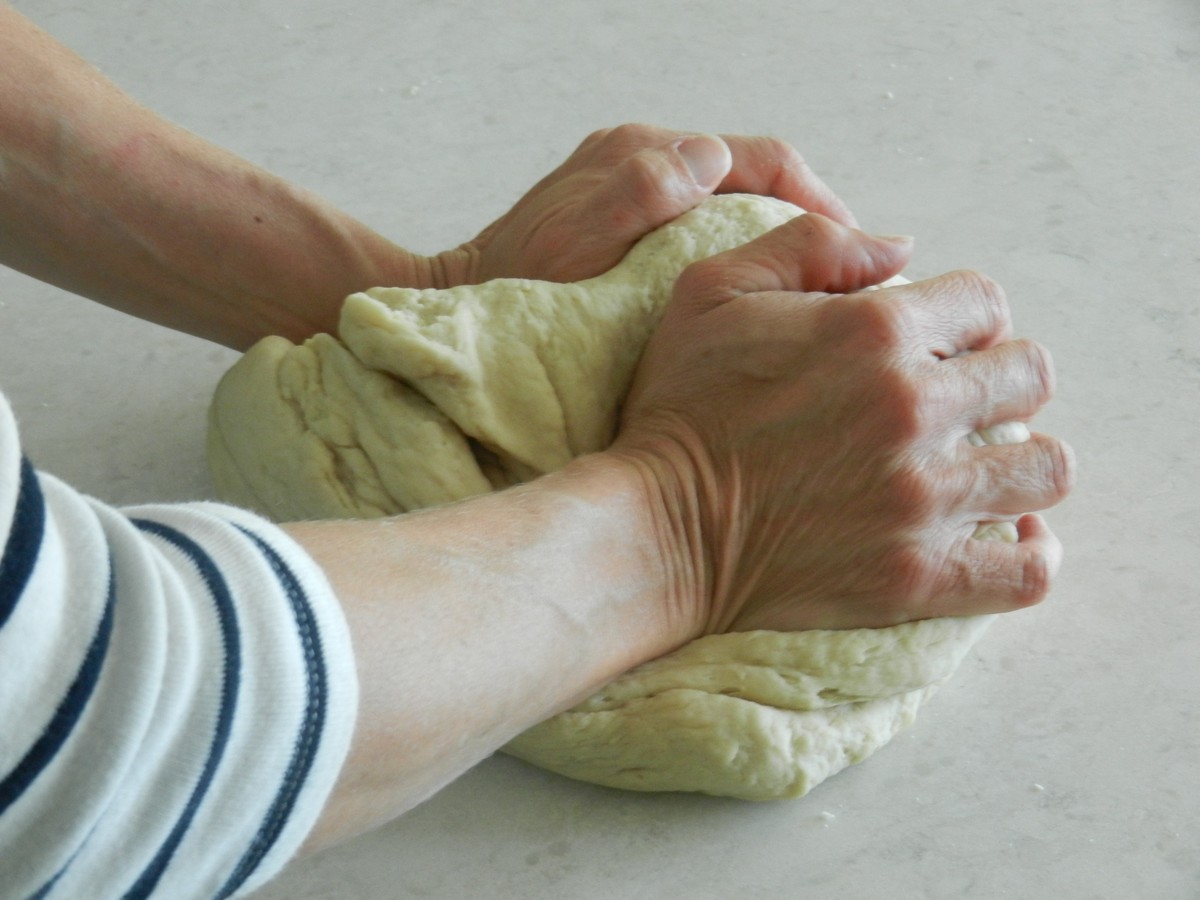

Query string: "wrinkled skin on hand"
[614, 214, 1076, 636]
[446, 123, 858, 285]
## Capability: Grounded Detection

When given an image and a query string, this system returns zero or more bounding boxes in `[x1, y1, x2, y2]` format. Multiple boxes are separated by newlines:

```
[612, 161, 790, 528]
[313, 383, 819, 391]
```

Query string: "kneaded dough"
[209, 193, 804, 511]
[207, 193, 1028, 800]
[506, 615, 996, 799]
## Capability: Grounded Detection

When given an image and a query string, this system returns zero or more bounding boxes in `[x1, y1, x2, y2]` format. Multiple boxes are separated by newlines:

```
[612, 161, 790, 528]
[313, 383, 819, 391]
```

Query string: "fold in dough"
[207, 193, 1026, 800]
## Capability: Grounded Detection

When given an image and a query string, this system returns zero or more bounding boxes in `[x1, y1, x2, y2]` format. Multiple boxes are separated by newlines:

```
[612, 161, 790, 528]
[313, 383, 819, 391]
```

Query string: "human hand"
[613, 214, 1075, 635]
[437, 123, 857, 286]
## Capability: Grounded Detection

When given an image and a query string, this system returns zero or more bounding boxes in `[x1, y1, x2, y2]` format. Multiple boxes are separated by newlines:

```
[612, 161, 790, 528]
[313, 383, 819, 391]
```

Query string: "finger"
[579, 133, 734, 241]
[941, 338, 1057, 428]
[962, 433, 1077, 517]
[542, 124, 682, 183]
[673, 214, 914, 313]
[876, 269, 1013, 357]
[937, 513, 1064, 614]
[717, 135, 859, 227]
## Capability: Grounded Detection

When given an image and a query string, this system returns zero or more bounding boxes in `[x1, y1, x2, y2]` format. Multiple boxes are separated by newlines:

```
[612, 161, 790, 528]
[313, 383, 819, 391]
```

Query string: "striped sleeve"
[0, 392, 358, 899]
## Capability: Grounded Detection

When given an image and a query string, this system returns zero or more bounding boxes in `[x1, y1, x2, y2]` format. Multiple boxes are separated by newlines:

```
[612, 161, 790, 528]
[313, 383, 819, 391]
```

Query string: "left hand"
[437, 123, 858, 286]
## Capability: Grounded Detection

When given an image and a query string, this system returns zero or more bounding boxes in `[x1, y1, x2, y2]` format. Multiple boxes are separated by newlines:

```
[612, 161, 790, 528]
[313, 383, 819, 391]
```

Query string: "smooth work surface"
[1, 1, 1197, 897]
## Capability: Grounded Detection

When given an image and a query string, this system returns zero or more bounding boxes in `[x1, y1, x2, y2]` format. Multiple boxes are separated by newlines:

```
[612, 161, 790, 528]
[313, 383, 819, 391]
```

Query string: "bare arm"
[289, 454, 692, 852]
[0, 5, 859, 351]
[0, 4, 442, 349]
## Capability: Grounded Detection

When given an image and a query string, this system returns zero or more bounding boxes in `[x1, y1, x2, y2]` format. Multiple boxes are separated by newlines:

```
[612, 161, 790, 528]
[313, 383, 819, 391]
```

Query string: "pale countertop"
[1, 0, 1197, 898]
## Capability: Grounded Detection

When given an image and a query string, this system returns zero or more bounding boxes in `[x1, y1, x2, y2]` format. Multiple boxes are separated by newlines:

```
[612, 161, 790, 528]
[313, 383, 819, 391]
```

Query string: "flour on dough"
[207, 193, 1028, 800]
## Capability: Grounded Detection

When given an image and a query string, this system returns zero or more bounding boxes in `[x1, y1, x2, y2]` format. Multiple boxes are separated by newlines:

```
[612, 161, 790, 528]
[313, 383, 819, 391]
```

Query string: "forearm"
[0, 5, 452, 349]
[290, 452, 696, 852]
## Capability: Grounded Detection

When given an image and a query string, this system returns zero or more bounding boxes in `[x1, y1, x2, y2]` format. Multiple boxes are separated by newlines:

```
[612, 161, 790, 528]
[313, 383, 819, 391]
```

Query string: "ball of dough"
[207, 194, 1027, 800]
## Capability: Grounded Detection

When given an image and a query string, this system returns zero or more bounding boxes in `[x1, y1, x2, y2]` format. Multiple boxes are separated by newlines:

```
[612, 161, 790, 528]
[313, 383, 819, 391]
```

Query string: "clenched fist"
[614, 213, 1075, 635]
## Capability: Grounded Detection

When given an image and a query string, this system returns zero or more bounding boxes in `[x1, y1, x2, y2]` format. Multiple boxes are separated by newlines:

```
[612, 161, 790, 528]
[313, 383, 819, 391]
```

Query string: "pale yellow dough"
[208, 194, 1027, 800]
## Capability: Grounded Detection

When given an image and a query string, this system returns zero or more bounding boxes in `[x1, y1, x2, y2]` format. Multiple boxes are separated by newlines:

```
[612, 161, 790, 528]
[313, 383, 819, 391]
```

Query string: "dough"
[208, 193, 1027, 800]
[209, 193, 805, 511]
[505, 615, 996, 799]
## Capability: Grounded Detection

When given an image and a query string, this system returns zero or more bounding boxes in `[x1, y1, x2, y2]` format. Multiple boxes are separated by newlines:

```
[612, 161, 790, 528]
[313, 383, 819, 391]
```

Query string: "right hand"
[613, 214, 1075, 635]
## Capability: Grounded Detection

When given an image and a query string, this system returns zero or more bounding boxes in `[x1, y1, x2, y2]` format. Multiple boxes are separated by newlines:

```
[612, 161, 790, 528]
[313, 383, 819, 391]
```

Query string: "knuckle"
[578, 124, 629, 153]
[793, 211, 840, 242]
[732, 135, 816, 195]
[782, 212, 847, 264]
[762, 135, 807, 168]
[861, 364, 938, 450]
[844, 293, 920, 352]
[580, 126, 616, 149]
[621, 149, 667, 192]
[953, 268, 1005, 304]
[1018, 338, 1056, 403]
[1039, 436, 1077, 503]
[1017, 548, 1053, 607]
[594, 122, 658, 150]
[951, 268, 1011, 338]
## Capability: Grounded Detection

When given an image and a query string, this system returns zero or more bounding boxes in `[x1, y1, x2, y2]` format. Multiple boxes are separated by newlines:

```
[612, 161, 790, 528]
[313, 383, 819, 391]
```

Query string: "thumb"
[673, 213, 915, 313]
[582, 134, 734, 240]
[780, 214, 914, 293]
[673, 133, 734, 193]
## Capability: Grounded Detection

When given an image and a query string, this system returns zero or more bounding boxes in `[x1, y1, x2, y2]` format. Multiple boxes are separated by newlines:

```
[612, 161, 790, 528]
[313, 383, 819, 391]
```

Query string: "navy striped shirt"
[0, 393, 358, 898]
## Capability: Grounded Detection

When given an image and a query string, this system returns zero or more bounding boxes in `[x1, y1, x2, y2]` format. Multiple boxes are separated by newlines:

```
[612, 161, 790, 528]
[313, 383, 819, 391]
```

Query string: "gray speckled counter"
[2, 0, 1197, 897]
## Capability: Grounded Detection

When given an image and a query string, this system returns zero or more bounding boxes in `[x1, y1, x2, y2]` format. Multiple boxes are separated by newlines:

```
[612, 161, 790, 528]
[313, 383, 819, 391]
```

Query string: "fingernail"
[875, 233, 915, 245]
[675, 134, 730, 190]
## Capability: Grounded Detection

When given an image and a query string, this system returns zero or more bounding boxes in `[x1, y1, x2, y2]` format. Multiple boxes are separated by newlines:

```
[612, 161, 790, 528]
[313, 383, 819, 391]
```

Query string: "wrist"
[567, 446, 711, 647]
[427, 242, 482, 289]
